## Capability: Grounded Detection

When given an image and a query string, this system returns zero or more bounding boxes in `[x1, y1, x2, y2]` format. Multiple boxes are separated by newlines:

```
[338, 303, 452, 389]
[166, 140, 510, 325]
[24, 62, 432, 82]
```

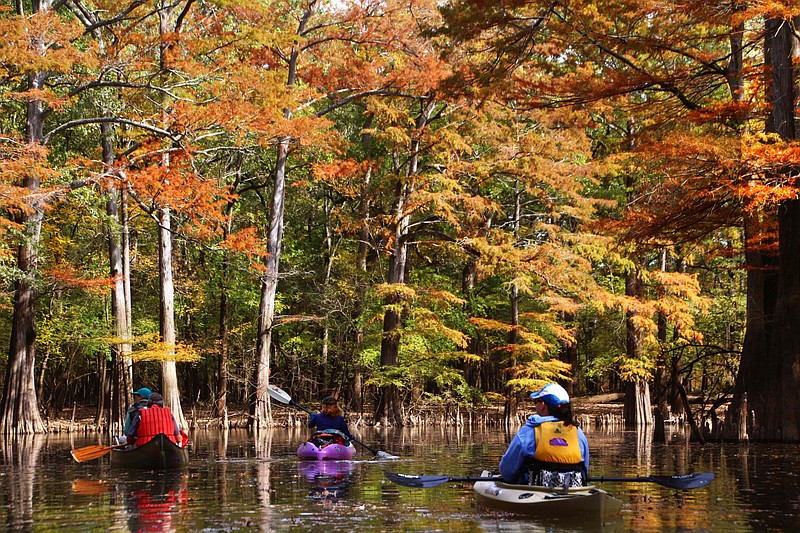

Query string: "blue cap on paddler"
[132, 387, 152, 399]
[530, 383, 570, 408]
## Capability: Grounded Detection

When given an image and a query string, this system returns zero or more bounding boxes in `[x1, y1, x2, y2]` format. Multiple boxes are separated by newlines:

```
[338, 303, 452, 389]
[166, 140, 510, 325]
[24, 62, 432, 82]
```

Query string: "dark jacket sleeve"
[127, 411, 142, 439]
[338, 418, 353, 439]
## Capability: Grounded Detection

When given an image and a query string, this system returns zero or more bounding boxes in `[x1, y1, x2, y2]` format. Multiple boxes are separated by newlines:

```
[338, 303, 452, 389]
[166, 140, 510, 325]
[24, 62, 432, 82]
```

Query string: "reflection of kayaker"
[297, 457, 356, 482]
[125, 474, 188, 532]
[298, 459, 355, 501]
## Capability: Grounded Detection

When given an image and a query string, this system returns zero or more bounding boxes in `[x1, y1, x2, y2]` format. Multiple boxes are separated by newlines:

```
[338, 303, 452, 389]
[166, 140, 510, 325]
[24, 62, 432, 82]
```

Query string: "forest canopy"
[0, 0, 798, 441]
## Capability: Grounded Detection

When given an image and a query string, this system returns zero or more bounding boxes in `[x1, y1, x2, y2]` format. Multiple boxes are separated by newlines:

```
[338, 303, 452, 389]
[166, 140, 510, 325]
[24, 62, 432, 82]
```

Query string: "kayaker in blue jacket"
[308, 396, 353, 439]
[499, 383, 590, 487]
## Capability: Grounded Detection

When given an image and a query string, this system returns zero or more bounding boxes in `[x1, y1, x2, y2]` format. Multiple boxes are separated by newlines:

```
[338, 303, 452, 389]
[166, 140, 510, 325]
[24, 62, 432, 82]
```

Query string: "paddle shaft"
[386, 472, 714, 490]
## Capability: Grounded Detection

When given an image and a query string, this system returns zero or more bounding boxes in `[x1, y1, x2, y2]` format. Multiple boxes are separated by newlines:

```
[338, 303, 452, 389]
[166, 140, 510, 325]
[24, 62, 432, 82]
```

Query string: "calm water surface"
[0, 424, 796, 531]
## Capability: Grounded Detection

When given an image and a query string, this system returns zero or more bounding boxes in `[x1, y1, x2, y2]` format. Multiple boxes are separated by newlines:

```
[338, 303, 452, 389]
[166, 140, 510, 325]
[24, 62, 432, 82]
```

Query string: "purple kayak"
[297, 430, 357, 460]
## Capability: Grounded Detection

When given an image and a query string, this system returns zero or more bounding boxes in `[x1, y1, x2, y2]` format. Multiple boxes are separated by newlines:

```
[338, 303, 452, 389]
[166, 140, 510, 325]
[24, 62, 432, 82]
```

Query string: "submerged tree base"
[43, 396, 637, 433]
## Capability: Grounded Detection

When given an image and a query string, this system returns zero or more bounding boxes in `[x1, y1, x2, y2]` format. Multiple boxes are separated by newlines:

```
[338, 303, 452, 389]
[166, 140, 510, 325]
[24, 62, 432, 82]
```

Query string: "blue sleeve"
[499, 429, 532, 483]
[308, 413, 319, 429]
[579, 428, 590, 476]
[338, 418, 353, 439]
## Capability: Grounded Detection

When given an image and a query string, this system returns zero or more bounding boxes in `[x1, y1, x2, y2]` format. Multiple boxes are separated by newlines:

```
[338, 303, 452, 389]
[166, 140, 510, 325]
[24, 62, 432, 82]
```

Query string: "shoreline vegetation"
[48, 394, 651, 434]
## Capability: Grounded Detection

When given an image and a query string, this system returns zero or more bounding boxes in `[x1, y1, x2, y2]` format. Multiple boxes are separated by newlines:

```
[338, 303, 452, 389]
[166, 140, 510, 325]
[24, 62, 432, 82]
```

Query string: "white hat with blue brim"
[530, 383, 570, 408]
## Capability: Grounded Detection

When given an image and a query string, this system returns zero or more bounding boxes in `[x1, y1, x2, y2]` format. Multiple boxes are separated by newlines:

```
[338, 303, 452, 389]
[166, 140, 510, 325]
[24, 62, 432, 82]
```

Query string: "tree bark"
[623, 265, 653, 427]
[0, 0, 51, 435]
[729, 16, 799, 441]
[159, 206, 187, 429]
[252, 3, 318, 428]
[253, 137, 288, 428]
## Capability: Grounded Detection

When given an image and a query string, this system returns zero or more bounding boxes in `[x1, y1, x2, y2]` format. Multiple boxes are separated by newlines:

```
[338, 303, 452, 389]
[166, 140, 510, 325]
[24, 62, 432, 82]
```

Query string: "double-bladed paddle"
[70, 443, 126, 463]
[385, 471, 715, 490]
[267, 384, 398, 459]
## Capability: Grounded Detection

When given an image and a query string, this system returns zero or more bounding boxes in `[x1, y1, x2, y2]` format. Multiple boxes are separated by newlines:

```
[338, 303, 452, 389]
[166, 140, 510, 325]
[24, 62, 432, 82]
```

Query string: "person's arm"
[127, 412, 141, 439]
[338, 417, 353, 439]
[578, 428, 590, 476]
[499, 434, 526, 482]
[308, 413, 319, 429]
[122, 411, 133, 434]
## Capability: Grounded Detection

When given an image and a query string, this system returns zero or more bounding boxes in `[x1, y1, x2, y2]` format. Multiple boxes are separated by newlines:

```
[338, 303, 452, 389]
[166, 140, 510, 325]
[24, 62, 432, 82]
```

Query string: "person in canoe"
[116, 387, 152, 445]
[308, 396, 353, 440]
[126, 393, 183, 447]
[499, 382, 589, 488]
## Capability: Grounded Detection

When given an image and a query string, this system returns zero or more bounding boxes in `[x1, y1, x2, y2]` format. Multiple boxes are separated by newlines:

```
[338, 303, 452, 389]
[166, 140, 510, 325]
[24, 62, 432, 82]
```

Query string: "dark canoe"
[110, 434, 189, 470]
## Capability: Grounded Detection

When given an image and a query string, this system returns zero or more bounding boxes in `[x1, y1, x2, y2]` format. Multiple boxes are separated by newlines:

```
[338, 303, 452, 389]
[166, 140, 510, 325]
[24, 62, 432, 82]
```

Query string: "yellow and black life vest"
[532, 421, 582, 465]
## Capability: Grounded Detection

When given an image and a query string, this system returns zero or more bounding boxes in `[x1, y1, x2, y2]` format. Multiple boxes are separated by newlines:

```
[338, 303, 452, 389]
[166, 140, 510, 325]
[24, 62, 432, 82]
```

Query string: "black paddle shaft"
[385, 471, 715, 490]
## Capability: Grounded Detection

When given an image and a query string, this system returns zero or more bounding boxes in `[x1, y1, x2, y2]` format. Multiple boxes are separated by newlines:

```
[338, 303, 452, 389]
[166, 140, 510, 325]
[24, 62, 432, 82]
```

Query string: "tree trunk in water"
[654, 249, 669, 443]
[769, 16, 800, 441]
[351, 162, 372, 414]
[252, 3, 315, 426]
[253, 137, 289, 428]
[623, 267, 653, 427]
[624, 380, 652, 428]
[159, 206, 187, 429]
[216, 202, 234, 426]
[0, 0, 50, 434]
[727, 16, 798, 441]
[101, 122, 132, 436]
[217, 282, 229, 426]
[504, 182, 521, 426]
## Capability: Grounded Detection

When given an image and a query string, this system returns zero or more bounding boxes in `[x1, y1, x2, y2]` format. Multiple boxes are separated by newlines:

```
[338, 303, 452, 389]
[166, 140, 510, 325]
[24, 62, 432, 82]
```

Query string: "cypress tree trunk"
[0, 0, 51, 435]
[729, 16, 798, 441]
[623, 266, 653, 428]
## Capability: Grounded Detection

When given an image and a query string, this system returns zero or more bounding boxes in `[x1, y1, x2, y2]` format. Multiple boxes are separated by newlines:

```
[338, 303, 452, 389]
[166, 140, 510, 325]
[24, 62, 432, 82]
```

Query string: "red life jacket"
[137, 405, 178, 445]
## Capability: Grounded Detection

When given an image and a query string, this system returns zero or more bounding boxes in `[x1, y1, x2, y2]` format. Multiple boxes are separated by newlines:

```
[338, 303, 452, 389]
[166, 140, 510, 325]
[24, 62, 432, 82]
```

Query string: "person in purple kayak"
[308, 396, 353, 440]
[499, 382, 590, 488]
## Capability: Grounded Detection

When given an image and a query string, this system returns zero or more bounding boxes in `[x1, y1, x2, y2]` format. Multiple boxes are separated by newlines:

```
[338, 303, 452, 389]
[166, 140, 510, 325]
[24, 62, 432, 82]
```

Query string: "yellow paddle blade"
[71, 479, 111, 495]
[70, 444, 120, 462]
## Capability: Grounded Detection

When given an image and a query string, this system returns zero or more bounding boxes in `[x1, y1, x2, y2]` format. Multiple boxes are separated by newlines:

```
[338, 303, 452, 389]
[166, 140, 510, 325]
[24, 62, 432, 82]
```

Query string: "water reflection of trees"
[1, 435, 44, 530]
[255, 429, 274, 528]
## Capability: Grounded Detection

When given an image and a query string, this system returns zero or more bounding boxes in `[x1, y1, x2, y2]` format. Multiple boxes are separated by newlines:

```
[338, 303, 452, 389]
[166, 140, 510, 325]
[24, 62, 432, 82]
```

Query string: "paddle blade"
[267, 384, 292, 405]
[70, 444, 118, 462]
[651, 472, 715, 490]
[385, 472, 450, 488]
[590, 472, 716, 490]
[71, 479, 112, 495]
[375, 450, 400, 459]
